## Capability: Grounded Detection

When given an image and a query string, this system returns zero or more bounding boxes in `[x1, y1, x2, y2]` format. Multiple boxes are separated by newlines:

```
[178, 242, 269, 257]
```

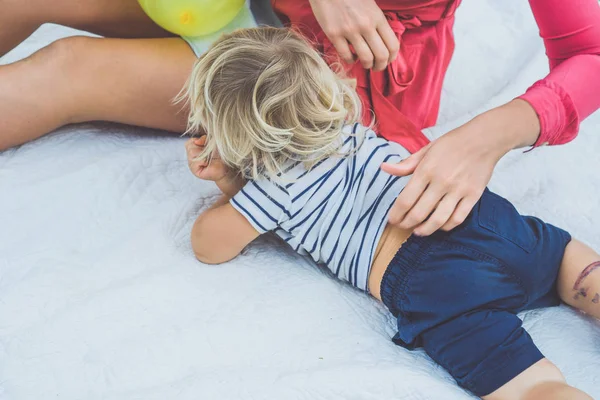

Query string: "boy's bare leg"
[484, 240, 600, 400]
[557, 239, 600, 318]
[522, 381, 592, 400]
[484, 359, 591, 400]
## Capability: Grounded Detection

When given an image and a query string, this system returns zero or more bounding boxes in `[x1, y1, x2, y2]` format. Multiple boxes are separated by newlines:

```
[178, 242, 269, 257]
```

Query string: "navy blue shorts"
[380, 188, 571, 396]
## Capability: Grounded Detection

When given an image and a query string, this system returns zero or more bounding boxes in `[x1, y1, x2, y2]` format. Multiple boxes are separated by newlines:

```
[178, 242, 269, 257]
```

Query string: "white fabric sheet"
[1, 1, 599, 398]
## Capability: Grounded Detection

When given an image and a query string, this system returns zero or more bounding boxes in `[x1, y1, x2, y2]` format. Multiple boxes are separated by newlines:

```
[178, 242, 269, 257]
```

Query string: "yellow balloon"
[138, 0, 246, 37]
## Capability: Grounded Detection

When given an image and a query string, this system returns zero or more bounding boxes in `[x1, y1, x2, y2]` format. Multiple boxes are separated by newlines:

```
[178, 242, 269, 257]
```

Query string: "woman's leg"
[1, 0, 172, 56]
[557, 239, 600, 318]
[0, 0, 197, 151]
[0, 36, 196, 151]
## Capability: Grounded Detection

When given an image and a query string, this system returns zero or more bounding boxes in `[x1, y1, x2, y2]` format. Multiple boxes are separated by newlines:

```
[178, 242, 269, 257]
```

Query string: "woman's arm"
[381, 0, 600, 236]
[381, 99, 540, 236]
[519, 0, 600, 147]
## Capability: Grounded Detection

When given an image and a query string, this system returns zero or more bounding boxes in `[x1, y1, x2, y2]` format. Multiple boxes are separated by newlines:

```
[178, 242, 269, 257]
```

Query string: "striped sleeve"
[230, 178, 290, 234]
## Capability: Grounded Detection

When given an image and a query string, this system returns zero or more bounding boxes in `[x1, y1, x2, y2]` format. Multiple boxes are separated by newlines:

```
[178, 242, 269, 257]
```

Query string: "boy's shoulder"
[343, 123, 412, 158]
[253, 123, 406, 193]
[342, 122, 376, 139]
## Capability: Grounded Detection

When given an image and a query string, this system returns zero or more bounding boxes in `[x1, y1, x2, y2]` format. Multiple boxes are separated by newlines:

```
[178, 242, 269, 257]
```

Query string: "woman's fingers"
[363, 30, 390, 71]
[388, 172, 429, 225]
[350, 35, 375, 69]
[381, 142, 432, 177]
[331, 37, 355, 65]
[441, 195, 480, 231]
[413, 194, 461, 236]
[381, 158, 417, 177]
[310, 0, 399, 70]
[335, 22, 397, 70]
[376, 22, 400, 64]
[397, 184, 445, 230]
[349, 25, 398, 70]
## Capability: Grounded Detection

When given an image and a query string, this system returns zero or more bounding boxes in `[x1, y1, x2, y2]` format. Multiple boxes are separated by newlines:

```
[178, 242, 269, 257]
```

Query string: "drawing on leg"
[573, 261, 600, 302]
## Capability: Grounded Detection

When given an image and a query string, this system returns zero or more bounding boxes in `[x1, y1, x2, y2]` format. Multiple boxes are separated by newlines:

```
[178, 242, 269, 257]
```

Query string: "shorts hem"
[465, 344, 545, 397]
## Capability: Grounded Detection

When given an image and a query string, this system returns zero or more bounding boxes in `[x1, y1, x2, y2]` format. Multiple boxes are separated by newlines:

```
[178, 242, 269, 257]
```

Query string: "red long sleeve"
[519, 0, 600, 147]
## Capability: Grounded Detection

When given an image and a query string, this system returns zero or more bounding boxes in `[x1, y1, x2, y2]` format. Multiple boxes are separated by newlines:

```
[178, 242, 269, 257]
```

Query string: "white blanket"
[1, 1, 599, 399]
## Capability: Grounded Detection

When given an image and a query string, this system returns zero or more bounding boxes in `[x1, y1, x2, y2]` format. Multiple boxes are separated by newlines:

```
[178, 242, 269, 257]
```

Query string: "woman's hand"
[381, 100, 541, 236]
[185, 137, 245, 197]
[308, 0, 399, 71]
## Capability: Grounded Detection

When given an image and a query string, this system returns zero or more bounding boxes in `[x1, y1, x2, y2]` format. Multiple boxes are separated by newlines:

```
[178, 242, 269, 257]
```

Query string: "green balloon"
[138, 0, 245, 37]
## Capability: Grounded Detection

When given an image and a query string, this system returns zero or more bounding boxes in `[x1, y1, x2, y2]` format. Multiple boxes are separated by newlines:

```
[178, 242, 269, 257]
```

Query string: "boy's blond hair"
[181, 27, 362, 180]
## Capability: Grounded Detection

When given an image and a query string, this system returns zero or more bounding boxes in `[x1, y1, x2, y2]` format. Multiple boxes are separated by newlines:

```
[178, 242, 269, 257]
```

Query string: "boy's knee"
[484, 359, 566, 400]
[532, 359, 565, 381]
[517, 361, 591, 400]
[523, 381, 592, 400]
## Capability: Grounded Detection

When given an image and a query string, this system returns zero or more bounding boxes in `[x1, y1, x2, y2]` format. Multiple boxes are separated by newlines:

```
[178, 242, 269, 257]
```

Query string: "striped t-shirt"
[230, 123, 412, 292]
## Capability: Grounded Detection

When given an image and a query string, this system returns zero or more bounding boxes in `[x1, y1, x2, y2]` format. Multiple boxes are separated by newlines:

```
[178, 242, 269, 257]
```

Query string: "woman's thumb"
[381, 143, 430, 176]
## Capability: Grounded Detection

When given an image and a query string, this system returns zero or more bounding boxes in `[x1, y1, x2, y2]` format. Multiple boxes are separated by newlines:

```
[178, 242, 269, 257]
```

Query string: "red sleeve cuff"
[518, 80, 580, 147]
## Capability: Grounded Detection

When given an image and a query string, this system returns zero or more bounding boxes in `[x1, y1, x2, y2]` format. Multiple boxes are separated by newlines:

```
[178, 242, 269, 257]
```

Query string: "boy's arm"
[191, 194, 259, 265]
[191, 176, 259, 265]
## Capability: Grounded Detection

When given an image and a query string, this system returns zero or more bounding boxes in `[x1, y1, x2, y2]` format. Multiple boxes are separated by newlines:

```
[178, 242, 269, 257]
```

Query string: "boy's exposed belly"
[368, 223, 412, 301]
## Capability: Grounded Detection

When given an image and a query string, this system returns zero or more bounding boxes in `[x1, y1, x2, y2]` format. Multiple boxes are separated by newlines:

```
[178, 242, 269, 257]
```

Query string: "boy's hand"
[185, 136, 246, 197]
[185, 136, 230, 182]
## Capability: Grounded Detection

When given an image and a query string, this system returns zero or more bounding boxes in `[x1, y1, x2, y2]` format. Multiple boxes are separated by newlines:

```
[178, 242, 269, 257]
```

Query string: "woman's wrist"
[473, 99, 541, 157]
